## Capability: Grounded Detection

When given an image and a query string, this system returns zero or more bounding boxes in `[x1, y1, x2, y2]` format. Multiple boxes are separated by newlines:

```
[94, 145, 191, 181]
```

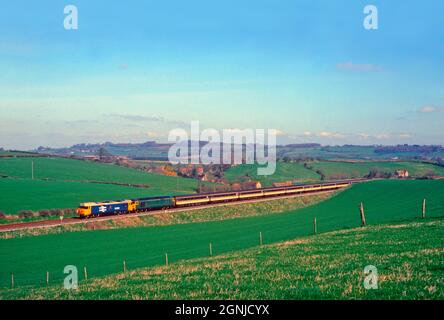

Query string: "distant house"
[242, 181, 262, 190]
[83, 155, 100, 161]
[179, 166, 193, 176]
[195, 167, 204, 176]
[272, 181, 293, 188]
[230, 182, 242, 191]
[395, 170, 409, 178]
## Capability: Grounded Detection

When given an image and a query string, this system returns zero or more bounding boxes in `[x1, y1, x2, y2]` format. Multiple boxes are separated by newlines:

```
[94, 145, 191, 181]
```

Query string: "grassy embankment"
[0, 193, 332, 238]
[2, 218, 443, 299]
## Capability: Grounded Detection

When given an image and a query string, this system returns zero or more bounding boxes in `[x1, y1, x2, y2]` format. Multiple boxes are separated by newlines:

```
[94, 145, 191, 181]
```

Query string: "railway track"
[0, 179, 369, 233]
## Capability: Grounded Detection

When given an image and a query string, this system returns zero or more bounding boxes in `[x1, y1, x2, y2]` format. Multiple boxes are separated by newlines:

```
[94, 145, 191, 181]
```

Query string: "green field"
[224, 160, 444, 186]
[0, 157, 200, 215]
[3, 218, 442, 299]
[279, 145, 444, 160]
[0, 157, 197, 190]
[310, 161, 444, 180]
[0, 151, 42, 157]
[0, 179, 171, 215]
[224, 162, 320, 186]
[0, 179, 443, 288]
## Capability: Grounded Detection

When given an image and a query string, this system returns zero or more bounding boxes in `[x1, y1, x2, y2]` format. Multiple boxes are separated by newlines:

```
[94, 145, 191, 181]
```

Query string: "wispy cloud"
[318, 131, 346, 139]
[358, 132, 412, 140]
[105, 113, 187, 126]
[418, 106, 440, 113]
[289, 131, 348, 140]
[337, 61, 382, 72]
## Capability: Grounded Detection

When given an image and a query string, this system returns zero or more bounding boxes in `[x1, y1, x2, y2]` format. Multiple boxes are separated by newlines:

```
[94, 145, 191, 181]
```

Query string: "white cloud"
[419, 106, 439, 113]
[318, 131, 346, 139]
[105, 113, 187, 126]
[337, 61, 382, 72]
[358, 133, 370, 140]
[398, 133, 412, 139]
[146, 131, 161, 138]
[376, 133, 391, 140]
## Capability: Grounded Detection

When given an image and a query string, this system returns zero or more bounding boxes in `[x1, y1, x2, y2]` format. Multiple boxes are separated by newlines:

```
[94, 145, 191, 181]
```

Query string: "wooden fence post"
[46, 271, 49, 285]
[11, 273, 14, 289]
[123, 260, 126, 273]
[84, 266, 88, 280]
[360, 202, 366, 226]
[209, 242, 213, 257]
[422, 199, 426, 219]
[314, 217, 317, 235]
[259, 232, 263, 246]
[165, 253, 169, 266]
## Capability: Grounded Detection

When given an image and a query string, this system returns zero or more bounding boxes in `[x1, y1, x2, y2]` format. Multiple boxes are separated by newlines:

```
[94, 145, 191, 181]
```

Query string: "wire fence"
[0, 197, 443, 291]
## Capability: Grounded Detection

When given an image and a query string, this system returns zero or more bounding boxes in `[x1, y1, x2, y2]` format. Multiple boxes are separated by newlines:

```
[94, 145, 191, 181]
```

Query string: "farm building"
[272, 181, 294, 187]
[242, 181, 262, 189]
[230, 182, 242, 190]
[395, 169, 409, 178]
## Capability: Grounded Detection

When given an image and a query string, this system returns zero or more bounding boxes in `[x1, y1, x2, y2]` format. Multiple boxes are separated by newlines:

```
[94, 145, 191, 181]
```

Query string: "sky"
[0, 0, 443, 149]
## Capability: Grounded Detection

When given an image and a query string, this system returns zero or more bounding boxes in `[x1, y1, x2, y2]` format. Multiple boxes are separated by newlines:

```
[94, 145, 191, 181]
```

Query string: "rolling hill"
[224, 162, 320, 186]
[309, 161, 444, 180]
[3, 218, 442, 299]
[0, 157, 197, 190]
[0, 157, 200, 215]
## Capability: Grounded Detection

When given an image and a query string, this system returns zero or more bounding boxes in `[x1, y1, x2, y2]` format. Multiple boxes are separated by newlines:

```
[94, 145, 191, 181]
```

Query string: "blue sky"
[0, 0, 443, 149]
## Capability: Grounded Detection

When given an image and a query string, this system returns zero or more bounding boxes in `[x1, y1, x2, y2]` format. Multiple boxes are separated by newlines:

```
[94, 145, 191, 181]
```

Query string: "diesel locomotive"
[76, 180, 355, 218]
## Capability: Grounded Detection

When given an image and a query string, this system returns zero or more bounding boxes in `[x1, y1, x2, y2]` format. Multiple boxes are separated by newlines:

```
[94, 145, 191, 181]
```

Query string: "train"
[76, 180, 360, 218]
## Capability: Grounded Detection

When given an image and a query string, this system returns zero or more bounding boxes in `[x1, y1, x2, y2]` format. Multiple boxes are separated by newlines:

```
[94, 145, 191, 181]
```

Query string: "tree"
[38, 210, 51, 217]
[315, 169, 326, 180]
[18, 210, 35, 218]
[97, 147, 112, 160]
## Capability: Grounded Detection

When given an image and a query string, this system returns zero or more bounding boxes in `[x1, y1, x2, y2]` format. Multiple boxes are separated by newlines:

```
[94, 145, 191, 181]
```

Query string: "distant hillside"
[28, 142, 444, 162]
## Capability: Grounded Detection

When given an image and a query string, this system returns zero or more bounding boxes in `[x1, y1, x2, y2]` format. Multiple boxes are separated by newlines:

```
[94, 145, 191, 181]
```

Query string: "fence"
[1, 197, 443, 290]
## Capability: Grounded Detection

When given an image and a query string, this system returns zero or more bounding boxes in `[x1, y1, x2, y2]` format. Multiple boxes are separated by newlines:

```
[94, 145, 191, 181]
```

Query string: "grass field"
[224, 162, 320, 186]
[0, 157, 197, 191]
[0, 179, 443, 288]
[279, 145, 444, 160]
[3, 218, 442, 299]
[0, 178, 171, 215]
[223, 160, 444, 185]
[0, 151, 41, 157]
[0, 157, 200, 215]
[310, 161, 444, 180]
